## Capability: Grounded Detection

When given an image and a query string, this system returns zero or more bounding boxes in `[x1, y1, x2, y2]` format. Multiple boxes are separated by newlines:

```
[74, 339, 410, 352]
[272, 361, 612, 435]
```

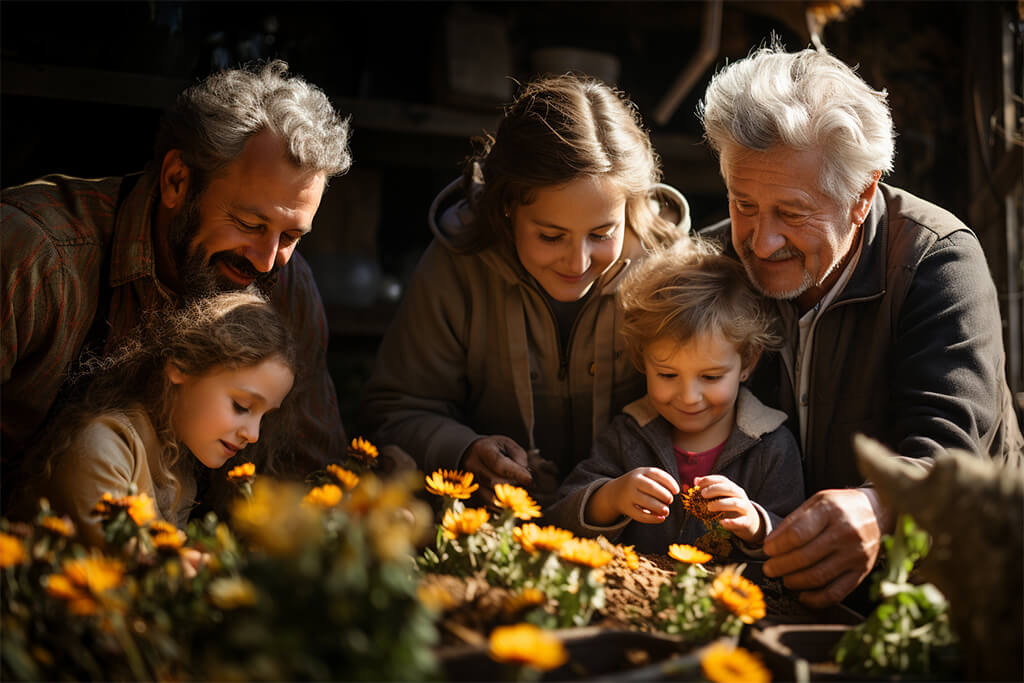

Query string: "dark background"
[3, 1, 1021, 432]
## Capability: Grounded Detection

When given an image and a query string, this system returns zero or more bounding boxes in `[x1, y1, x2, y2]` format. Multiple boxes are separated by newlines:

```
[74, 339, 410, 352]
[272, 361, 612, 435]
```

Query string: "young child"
[545, 240, 804, 556]
[27, 290, 296, 546]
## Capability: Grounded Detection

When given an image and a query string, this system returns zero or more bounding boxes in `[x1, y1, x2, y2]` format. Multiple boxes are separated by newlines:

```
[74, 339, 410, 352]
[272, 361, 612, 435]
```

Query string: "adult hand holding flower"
[462, 435, 533, 501]
[693, 475, 764, 544]
[586, 467, 680, 526]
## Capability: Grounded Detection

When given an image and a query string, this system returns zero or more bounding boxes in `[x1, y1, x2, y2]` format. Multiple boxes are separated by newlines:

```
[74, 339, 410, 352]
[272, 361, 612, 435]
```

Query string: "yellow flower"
[348, 436, 379, 464]
[63, 555, 125, 595]
[424, 469, 479, 499]
[327, 464, 360, 490]
[502, 587, 546, 617]
[493, 484, 541, 520]
[681, 484, 720, 524]
[489, 623, 568, 671]
[232, 479, 322, 556]
[91, 492, 156, 526]
[701, 644, 771, 683]
[668, 543, 713, 564]
[44, 574, 98, 616]
[227, 462, 256, 481]
[208, 577, 259, 609]
[40, 516, 75, 537]
[441, 507, 489, 540]
[152, 529, 187, 551]
[513, 523, 574, 554]
[710, 567, 766, 624]
[620, 544, 640, 570]
[558, 537, 613, 569]
[147, 520, 179, 536]
[0, 532, 28, 568]
[303, 484, 343, 509]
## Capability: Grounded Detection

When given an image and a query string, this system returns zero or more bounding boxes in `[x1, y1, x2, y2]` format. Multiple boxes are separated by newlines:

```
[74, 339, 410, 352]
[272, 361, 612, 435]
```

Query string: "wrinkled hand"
[763, 487, 887, 608]
[694, 474, 762, 543]
[588, 467, 680, 526]
[462, 435, 533, 503]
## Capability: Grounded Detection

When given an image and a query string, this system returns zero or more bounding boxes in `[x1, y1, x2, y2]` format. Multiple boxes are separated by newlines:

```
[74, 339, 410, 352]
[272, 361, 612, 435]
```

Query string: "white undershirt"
[777, 233, 864, 453]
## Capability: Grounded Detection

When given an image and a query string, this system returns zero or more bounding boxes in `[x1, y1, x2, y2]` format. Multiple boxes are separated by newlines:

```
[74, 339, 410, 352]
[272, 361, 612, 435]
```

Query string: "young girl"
[359, 74, 691, 505]
[545, 240, 804, 555]
[28, 290, 296, 546]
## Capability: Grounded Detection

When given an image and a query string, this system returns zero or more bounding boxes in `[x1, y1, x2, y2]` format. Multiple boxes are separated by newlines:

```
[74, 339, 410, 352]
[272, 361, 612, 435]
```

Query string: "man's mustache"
[212, 250, 279, 280]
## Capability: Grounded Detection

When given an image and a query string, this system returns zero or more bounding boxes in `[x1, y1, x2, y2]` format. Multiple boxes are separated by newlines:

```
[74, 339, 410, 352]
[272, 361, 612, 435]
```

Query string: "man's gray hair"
[154, 60, 352, 193]
[698, 44, 895, 207]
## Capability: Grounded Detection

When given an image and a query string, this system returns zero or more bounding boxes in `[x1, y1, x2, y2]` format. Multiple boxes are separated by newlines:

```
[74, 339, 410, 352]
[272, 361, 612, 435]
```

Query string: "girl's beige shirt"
[43, 408, 196, 546]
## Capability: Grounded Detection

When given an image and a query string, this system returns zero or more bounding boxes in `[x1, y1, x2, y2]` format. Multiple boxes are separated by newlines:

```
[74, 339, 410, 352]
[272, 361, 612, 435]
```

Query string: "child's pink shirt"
[674, 440, 727, 488]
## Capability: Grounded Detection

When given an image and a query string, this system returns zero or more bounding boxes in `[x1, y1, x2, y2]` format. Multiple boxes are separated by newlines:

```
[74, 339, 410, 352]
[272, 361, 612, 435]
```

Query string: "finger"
[486, 442, 533, 485]
[633, 492, 672, 517]
[641, 468, 681, 495]
[630, 503, 669, 523]
[706, 497, 746, 514]
[764, 499, 831, 556]
[763, 527, 834, 579]
[796, 570, 862, 609]
[635, 478, 676, 506]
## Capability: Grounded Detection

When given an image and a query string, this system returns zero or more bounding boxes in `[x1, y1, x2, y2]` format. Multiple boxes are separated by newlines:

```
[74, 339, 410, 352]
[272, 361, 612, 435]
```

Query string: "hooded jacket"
[359, 179, 690, 492]
[543, 387, 804, 556]
[702, 183, 1023, 495]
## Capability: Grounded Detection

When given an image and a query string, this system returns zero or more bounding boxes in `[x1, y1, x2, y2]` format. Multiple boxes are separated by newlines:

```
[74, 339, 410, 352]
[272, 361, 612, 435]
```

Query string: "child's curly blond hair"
[617, 238, 782, 371]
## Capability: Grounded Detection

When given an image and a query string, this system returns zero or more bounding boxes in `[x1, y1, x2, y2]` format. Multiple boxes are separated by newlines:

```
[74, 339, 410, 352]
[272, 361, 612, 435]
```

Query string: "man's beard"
[166, 195, 279, 301]
[738, 237, 814, 301]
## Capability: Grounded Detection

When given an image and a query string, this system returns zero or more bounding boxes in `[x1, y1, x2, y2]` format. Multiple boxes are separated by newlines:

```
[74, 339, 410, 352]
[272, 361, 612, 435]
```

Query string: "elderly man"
[698, 45, 1023, 607]
[2, 61, 352, 499]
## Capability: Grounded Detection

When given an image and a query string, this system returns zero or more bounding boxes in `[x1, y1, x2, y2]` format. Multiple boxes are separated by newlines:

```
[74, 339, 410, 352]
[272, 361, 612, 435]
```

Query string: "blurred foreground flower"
[669, 543, 712, 564]
[304, 484, 343, 509]
[701, 643, 771, 683]
[327, 464, 360, 490]
[231, 478, 322, 556]
[0, 532, 27, 568]
[489, 623, 568, 671]
[441, 507, 489, 540]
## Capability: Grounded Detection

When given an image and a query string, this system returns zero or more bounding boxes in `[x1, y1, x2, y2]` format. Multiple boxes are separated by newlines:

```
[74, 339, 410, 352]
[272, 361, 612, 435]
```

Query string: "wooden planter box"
[439, 627, 733, 681]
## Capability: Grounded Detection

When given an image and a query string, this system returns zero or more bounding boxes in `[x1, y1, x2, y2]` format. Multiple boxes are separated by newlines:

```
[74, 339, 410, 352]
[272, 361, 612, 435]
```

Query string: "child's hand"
[693, 474, 764, 543]
[587, 467, 680, 526]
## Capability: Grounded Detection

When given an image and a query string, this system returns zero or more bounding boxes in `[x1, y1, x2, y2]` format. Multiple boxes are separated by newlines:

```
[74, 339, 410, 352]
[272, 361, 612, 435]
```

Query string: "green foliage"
[0, 473, 441, 682]
[834, 515, 960, 678]
[652, 561, 746, 642]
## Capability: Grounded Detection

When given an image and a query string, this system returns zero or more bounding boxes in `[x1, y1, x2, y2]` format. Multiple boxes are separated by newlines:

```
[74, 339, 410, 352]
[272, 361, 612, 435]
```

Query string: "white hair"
[698, 44, 895, 207]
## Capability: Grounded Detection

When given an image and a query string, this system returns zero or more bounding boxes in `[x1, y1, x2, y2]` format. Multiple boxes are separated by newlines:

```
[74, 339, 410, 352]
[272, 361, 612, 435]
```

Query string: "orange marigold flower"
[44, 574, 99, 616]
[147, 520, 179, 536]
[701, 644, 771, 683]
[668, 543, 713, 564]
[327, 464, 360, 490]
[0, 532, 27, 568]
[348, 436, 379, 464]
[91, 492, 156, 526]
[62, 555, 125, 595]
[489, 623, 568, 671]
[41, 516, 75, 537]
[710, 567, 766, 624]
[513, 523, 574, 555]
[681, 484, 720, 524]
[558, 537, 612, 569]
[227, 462, 256, 481]
[441, 507, 489, 540]
[303, 484, 343, 509]
[152, 529, 187, 551]
[502, 587, 546, 617]
[619, 544, 641, 570]
[424, 469, 478, 499]
[493, 484, 541, 520]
